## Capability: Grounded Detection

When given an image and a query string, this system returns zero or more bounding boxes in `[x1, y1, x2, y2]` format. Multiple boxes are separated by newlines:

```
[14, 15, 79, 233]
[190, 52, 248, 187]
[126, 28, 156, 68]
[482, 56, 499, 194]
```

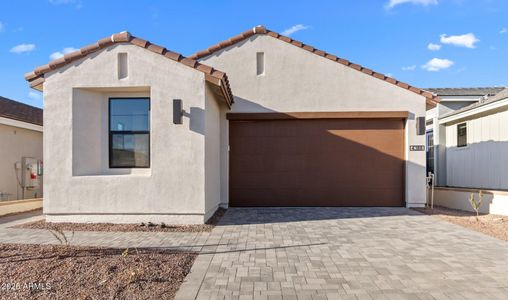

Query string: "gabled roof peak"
[24, 31, 234, 107]
[190, 26, 439, 106]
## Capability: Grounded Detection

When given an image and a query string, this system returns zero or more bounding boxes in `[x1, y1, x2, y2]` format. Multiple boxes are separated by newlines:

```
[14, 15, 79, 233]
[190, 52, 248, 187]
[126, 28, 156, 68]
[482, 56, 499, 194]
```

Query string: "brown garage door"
[229, 114, 405, 207]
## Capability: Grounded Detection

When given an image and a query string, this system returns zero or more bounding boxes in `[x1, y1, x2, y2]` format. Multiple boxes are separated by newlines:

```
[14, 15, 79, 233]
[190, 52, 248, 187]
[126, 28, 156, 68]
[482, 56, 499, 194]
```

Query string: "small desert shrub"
[121, 248, 141, 283]
[48, 228, 74, 246]
[469, 190, 483, 221]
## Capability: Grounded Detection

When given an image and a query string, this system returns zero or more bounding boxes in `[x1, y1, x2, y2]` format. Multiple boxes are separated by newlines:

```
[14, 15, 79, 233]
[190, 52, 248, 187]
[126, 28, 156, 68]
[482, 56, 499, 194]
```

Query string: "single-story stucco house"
[426, 87, 508, 215]
[0, 96, 43, 201]
[24, 26, 439, 224]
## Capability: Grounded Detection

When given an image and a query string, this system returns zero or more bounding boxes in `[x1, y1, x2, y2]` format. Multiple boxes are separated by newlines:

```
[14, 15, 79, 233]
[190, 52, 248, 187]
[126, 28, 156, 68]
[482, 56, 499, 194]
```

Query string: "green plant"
[48, 228, 74, 246]
[469, 190, 483, 221]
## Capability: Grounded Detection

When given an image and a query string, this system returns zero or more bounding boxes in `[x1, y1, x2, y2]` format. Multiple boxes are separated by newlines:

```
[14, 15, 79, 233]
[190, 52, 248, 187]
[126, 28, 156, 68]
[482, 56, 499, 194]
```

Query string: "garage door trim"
[226, 111, 409, 120]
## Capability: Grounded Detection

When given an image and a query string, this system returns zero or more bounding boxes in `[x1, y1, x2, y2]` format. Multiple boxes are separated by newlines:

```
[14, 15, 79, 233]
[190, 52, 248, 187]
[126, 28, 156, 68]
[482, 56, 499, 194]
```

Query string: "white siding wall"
[446, 109, 508, 189]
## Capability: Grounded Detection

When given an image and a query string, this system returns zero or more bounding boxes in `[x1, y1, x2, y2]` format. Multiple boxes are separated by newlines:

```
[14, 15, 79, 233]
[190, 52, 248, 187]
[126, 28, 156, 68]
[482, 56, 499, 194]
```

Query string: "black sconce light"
[173, 99, 183, 124]
[416, 116, 425, 135]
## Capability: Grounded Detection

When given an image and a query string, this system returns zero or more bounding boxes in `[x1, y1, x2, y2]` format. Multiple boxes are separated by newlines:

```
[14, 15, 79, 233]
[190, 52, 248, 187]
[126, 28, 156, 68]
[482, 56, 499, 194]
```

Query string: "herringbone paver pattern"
[177, 208, 508, 300]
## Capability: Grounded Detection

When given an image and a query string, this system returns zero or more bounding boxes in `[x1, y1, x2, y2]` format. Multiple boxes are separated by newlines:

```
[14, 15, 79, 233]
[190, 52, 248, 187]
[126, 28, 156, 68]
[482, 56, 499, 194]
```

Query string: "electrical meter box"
[21, 157, 41, 189]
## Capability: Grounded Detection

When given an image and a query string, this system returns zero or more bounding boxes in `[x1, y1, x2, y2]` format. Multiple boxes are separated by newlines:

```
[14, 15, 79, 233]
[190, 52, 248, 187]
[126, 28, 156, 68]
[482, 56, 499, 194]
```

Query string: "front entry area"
[229, 114, 406, 207]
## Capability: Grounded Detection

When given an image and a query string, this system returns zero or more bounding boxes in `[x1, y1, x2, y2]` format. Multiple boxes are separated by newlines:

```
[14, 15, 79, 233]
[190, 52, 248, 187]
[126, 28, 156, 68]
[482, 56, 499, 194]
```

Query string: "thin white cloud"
[28, 91, 41, 100]
[427, 43, 441, 51]
[10, 43, 36, 54]
[386, 0, 438, 9]
[48, 0, 82, 8]
[49, 47, 78, 60]
[281, 24, 308, 36]
[500, 28, 507, 34]
[402, 65, 416, 71]
[48, 0, 75, 4]
[0, 22, 4, 33]
[440, 33, 479, 48]
[422, 58, 454, 71]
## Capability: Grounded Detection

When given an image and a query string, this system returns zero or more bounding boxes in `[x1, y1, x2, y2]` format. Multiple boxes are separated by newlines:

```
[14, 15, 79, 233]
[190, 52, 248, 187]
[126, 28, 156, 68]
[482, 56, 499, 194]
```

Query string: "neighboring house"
[425, 87, 504, 185]
[425, 87, 508, 215]
[24, 27, 438, 224]
[438, 87, 508, 190]
[0, 96, 43, 200]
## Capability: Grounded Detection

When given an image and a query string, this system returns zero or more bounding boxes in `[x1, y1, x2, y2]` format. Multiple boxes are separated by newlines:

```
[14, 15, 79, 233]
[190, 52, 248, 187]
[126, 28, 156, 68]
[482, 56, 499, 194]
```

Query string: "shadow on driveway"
[217, 206, 424, 226]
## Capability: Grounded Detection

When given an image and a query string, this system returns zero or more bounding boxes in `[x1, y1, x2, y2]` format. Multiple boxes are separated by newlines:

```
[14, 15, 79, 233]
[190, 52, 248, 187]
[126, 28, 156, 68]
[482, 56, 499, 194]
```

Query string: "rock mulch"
[0, 244, 196, 300]
[414, 206, 508, 242]
[15, 208, 226, 233]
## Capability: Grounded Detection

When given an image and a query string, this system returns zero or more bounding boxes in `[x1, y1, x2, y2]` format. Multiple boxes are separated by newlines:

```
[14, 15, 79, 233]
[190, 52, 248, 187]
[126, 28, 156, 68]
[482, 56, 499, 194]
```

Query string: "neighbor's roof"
[427, 87, 504, 97]
[440, 87, 508, 119]
[0, 96, 43, 126]
[190, 26, 439, 106]
[24, 32, 234, 107]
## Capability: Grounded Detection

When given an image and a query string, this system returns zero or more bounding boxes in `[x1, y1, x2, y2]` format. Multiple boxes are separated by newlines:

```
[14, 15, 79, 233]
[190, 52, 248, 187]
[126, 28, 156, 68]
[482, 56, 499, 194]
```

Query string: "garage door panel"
[230, 118, 405, 207]
[230, 188, 403, 207]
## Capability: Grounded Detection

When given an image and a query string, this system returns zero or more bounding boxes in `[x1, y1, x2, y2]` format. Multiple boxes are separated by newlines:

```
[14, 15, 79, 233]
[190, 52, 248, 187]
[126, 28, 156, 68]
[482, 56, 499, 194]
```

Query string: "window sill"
[453, 145, 469, 151]
[72, 168, 151, 177]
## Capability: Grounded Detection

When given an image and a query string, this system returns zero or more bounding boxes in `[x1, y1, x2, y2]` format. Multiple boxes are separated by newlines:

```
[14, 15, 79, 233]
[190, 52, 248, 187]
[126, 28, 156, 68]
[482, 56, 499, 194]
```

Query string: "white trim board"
[439, 98, 508, 125]
[0, 117, 43, 132]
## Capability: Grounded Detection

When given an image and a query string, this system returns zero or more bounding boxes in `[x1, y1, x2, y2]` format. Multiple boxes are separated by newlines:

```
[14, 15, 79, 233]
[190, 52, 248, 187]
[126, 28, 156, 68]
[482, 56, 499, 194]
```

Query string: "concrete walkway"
[0, 210, 209, 251]
[2, 208, 508, 299]
[176, 207, 508, 300]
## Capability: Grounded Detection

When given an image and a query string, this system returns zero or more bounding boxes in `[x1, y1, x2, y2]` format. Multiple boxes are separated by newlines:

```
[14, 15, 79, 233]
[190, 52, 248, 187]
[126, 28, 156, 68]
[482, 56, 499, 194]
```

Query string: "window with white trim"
[457, 122, 467, 148]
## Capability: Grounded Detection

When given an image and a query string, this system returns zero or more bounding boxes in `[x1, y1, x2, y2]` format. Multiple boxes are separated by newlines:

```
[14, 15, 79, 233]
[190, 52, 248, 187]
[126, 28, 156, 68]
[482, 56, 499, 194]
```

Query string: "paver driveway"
[176, 207, 508, 300]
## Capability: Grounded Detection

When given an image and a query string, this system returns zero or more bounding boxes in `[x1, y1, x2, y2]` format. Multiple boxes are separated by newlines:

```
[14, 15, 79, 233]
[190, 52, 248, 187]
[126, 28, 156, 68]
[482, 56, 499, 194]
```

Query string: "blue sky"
[1, 0, 508, 108]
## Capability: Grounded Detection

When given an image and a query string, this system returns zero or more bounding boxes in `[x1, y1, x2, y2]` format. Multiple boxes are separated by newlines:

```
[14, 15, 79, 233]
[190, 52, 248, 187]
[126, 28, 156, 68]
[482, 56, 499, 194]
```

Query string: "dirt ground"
[16, 208, 226, 233]
[414, 206, 508, 242]
[0, 244, 196, 300]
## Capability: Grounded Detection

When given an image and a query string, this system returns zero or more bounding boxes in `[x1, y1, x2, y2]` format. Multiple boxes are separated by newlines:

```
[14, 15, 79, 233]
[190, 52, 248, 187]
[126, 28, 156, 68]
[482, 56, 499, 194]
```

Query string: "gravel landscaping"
[15, 208, 226, 233]
[414, 206, 508, 242]
[0, 244, 196, 300]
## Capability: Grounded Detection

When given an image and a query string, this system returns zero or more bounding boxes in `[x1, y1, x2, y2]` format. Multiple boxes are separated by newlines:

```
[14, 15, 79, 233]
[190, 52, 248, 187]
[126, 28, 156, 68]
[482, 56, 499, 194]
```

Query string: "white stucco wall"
[200, 34, 428, 207]
[43, 43, 220, 224]
[0, 123, 43, 200]
[434, 187, 508, 216]
[445, 108, 508, 190]
[204, 84, 226, 219]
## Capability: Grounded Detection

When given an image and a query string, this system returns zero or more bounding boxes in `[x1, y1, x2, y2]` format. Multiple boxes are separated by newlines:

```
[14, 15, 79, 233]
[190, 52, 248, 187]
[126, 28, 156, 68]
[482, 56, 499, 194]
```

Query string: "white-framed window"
[457, 122, 467, 147]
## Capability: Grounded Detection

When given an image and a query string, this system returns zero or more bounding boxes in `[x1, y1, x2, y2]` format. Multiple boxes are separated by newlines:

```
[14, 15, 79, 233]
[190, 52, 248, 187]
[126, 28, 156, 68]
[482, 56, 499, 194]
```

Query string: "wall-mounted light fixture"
[173, 99, 183, 124]
[416, 116, 425, 135]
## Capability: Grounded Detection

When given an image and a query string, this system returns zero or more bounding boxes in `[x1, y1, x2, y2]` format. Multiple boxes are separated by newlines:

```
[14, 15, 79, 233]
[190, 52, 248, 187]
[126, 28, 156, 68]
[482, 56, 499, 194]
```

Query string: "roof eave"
[439, 97, 508, 124]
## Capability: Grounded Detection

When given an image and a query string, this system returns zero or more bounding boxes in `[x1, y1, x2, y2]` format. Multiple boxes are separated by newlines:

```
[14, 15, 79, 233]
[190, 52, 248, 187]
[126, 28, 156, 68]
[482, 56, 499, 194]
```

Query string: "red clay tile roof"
[0, 96, 43, 126]
[190, 26, 439, 107]
[25, 32, 234, 107]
